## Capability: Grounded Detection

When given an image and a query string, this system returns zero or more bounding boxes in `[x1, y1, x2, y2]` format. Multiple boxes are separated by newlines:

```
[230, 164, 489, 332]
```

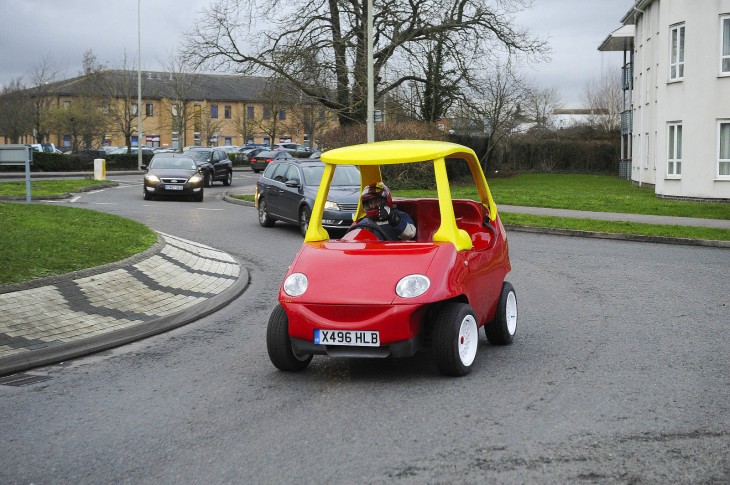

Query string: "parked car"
[235, 147, 266, 165]
[183, 147, 234, 186]
[274, 143, 311, 155]
[141, 154, 204, 202]
[249, 149, 295, 173]
[255, 159, 361, 236]
[265, 140, 517, 377]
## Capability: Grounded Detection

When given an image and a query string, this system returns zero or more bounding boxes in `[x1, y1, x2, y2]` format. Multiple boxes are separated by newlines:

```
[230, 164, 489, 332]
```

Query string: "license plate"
[314, 329, 379, 347]
[165, 185, 184, 190]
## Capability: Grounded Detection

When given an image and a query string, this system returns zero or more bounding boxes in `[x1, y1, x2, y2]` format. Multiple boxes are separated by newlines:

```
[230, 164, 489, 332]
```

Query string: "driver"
[357, 182, 416, 241]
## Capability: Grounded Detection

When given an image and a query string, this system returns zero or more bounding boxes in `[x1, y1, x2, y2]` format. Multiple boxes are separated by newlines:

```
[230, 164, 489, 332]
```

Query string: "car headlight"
[324, 200, 340, 210]
[145, 174, 160, 183]
[396, 274, 430, 298]
[189, 174, 203, 183]
[283, 273, 308, 297]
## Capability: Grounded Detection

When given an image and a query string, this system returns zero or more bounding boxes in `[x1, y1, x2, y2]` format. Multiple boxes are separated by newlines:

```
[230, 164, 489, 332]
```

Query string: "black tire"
[432, 302, 479, 377]
[258, 197, 275, 227]
[253, 169, 261, 174]
[485, 282, 518, 345]
[223, 170, 233, 186]
[143, 190, 153, 201]
[204, 171, 213, 187]
[299, 206, 311, 237]
[267, 304, 313, 371]
[194, 189, 204, 202]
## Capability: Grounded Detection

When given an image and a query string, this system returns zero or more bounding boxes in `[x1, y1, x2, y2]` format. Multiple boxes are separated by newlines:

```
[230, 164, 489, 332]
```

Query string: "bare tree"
[233, 103, 256, 145]
[45, 97, 107, 151]
[524, 87, 562, 128]
[0, 79, 33, 143]
[161, 52, 202, 149]
[252, 77, 297, 144]
[99, 57, 148, 153]
[455, 63, 529, 169]
[28, 56, 62, 143]
[183, 0, 547, 127]
[199, 103, 224, 146]
[582, 69, 622, 133]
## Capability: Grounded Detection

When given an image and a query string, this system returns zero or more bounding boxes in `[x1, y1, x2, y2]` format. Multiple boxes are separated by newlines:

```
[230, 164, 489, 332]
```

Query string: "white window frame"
[669, 24, 685, 81]
[721, 15, 730, 75]
[718, 120, 730, 178]
[667, 123, 682, 177]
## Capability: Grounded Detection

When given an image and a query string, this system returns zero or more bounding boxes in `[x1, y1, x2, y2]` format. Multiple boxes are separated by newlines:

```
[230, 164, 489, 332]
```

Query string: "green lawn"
[0, 202, 157, 286]
[0, 179, 111, 197]
[399, 174, 730, 220]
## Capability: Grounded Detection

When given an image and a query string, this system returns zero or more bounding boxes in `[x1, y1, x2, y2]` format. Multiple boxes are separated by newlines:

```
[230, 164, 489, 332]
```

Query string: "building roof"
[598, 24, 635, 52]
[39, 70, 295, 103]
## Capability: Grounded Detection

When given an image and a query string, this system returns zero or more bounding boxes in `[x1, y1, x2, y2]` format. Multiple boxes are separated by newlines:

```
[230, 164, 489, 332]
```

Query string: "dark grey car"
[183, 147, 234, 187]
[255, 159, 361, 236]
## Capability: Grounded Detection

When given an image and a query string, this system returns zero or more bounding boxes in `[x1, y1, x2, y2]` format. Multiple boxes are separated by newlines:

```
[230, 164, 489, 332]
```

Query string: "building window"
[247, 106, 254, 118]
[63, 100, 71, 109]
[719, 121, 730, 177]
[172, 104, 179, 117]
[224, 105, 231, 119]
[667, 123, 682, 176]
[145, 103, 154, 117]
[264, 107, 271, 119]
[211, 104, 218, 119]
[171, 132, 179, 150]
[131, 103, 138, 116]
[279, 110, 286, 120]
[63, 134, 71, 147]
[722, 16, 730, 74]
[669, 24, 685, 80]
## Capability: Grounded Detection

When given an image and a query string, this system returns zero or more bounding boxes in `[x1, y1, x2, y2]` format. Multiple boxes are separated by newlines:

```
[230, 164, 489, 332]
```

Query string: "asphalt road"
[1, 173, 728, 484]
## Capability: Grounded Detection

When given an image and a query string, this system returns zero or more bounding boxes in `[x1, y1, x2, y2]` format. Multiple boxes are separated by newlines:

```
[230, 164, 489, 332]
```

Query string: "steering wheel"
[344, 220, 391, 241]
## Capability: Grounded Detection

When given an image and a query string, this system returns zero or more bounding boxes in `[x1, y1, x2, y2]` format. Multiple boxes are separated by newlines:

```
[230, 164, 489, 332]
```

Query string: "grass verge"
[0, 203, 157, 286]
[501, 212, 730, 241]
[0, 179, 112, 197]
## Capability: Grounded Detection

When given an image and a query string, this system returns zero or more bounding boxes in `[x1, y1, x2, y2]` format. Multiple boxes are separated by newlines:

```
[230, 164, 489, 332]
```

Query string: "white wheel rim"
[458, 315, 478, 366]
[506, 291, 517, 335]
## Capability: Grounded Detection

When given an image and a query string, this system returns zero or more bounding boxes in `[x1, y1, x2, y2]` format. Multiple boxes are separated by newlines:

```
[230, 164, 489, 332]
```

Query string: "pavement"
[0, 232, 248, 378]
[0, 175, 728, 378]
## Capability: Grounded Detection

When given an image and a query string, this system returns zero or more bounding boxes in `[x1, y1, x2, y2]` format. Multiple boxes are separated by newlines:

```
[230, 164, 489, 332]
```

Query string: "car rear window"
[303, 165, 360, 187]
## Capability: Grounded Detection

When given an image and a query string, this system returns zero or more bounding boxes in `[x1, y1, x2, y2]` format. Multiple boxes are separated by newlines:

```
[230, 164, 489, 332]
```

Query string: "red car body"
[267, 141, 518, 376]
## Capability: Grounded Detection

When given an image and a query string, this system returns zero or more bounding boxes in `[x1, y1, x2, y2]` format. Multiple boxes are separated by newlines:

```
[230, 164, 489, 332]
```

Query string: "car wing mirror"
[285, 180, 301, 187]
[141, 165, 147, 170]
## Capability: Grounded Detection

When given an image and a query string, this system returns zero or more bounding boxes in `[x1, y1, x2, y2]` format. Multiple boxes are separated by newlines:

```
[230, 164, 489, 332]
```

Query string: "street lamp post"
[137, 0, 143, 170]
[367, 0, 374, 143]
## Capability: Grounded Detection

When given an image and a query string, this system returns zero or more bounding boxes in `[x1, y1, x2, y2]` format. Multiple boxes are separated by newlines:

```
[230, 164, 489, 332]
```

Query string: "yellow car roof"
[321, 140, 479, 165]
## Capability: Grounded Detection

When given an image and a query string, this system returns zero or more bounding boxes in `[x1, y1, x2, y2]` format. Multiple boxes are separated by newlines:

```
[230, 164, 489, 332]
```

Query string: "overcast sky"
[0, 0, 631, 107]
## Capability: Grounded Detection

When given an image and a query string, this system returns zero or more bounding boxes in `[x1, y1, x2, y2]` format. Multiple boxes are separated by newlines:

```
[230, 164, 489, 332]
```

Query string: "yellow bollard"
[93, 158, 106, 180]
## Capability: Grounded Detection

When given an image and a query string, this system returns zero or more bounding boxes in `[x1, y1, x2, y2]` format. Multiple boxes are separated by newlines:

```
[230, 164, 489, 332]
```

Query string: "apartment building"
[600, 0, 730, 200]
[3, 70, 334, 151]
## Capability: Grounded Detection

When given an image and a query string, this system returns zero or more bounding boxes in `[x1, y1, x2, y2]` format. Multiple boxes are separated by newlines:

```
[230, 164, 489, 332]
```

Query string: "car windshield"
[150, 157, 196, 170]
[303, 165, 360, 187]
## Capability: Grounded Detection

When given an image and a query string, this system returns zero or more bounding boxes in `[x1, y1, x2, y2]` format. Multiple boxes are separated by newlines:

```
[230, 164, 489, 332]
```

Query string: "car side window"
[262, 162, 278, 179]
[270, 163, 289, 182]
[285, 165, 300, 184]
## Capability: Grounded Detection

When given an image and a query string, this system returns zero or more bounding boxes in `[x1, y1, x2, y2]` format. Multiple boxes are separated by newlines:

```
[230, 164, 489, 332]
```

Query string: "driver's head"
[361, 182, 393, 220]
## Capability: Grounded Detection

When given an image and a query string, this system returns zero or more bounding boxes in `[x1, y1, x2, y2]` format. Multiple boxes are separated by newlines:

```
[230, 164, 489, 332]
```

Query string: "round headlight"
[145, 174, 160, 183]
[395, 274, 430, 298]
[283, 273, 308, 297]
[189, 174, 203, 183]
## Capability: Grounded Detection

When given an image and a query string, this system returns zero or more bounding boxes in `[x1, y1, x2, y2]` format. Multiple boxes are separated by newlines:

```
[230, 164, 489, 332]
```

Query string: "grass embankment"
[0, 202, 157, 286]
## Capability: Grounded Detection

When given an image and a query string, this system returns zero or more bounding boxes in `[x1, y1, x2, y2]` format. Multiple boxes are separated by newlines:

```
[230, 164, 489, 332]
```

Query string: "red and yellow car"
[266, 140, 517, 376]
